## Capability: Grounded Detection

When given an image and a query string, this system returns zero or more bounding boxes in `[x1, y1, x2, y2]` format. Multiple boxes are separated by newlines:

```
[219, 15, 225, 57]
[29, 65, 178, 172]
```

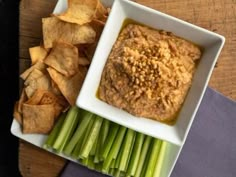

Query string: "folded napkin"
[60, 87, 236, 177]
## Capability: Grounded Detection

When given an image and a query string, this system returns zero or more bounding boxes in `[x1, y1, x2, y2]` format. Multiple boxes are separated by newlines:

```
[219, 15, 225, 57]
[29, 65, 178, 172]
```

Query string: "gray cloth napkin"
[60, 87, 236, 177]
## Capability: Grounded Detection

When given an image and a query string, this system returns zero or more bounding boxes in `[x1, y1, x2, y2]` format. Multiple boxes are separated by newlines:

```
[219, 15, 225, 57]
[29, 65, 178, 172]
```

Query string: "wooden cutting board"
[19, 0, 236, 176]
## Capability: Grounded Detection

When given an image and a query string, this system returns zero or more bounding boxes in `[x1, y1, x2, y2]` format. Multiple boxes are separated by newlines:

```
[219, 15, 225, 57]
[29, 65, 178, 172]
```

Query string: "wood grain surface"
[19, 0, 236, 176]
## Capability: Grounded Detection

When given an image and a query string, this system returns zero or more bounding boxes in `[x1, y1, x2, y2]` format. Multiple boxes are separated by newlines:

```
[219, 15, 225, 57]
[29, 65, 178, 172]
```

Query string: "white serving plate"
[77, 0, 225, 146]
[11, 0, 224, 177]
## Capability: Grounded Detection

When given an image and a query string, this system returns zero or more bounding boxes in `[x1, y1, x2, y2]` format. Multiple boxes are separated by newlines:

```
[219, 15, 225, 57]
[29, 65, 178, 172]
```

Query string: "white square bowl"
[77, 0, 225, 146]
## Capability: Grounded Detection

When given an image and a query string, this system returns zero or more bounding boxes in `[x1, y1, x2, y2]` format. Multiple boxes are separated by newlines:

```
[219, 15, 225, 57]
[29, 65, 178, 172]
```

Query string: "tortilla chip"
[44, 41, 79, 77]
[47, 67, 87, 105]
[24, 69, 44, 86]
[78, 57, 90, 66]
[18, 88, 27, 113]
[24, 73, 51, 98]
[29, 46, 48, 65]
[56, 0, 98, 25]
[22, 104, 55, 134]
[42, 16, 96, 48]
[13, 102, 23, 125]
[20, 61, 47, 80]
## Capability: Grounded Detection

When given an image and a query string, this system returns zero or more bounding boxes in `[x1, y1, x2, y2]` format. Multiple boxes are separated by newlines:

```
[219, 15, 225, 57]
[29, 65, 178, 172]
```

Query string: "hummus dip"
[98, 24, 201, 123]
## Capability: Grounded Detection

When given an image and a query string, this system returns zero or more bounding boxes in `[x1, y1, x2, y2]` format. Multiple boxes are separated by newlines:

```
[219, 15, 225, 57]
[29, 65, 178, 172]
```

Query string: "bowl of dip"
[76, 0, 225, 146]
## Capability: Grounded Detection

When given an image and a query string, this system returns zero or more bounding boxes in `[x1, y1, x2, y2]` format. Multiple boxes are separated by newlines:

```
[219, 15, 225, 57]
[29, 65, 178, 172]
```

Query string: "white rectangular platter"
[11, 0, 194, 177]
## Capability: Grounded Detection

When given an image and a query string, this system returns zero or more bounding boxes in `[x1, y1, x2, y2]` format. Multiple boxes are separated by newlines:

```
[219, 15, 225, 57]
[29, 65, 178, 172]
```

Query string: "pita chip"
[42, 16, 96, 48]
[22, 104, 55, 134]
[44, 41, 79, 77]
[47, 67, 87, 105]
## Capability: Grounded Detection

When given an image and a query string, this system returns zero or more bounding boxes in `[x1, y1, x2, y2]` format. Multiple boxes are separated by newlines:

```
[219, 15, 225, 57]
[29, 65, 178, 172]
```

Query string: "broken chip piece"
[29, 46, 49, 65]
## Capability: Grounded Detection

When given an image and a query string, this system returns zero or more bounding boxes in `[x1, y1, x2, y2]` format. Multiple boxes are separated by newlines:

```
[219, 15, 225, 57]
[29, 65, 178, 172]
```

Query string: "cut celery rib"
[101, 123, 120, 160]
[63, 110, 93, 155]
[72, 116, 94, 159]
[94, 119, 110, 162]
[153, 141, 168, 177]
[90, 135, 98, 156]
[127, 133, 145, 176]
[134, 136, 152, 177]
[125, 131, 136, 171]
[80, 116, 103, 159]
[118, 129, 135, 171]
[43, 112, 66, 149]
[145, 139, 162, 177]
[102, 126, 127, 173]
[52, 106, 80, 152]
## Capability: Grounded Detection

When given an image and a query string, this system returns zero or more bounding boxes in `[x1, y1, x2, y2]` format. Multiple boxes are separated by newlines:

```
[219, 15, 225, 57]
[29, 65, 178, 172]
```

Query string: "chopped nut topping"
[118, 34, 200, 111]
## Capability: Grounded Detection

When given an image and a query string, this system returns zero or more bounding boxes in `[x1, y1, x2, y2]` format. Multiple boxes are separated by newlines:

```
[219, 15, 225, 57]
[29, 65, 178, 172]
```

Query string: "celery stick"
[94, 119, 110, 162]
[94, 156, 100, 164]
[114, 142, 123, 169]
[88, 156, 95, 169]
[102, 126, 127, 173]
[53, 106, 80, 152]
[63, 111, 93, 155]
[125, 132, 136, 171]
[100, 119, 110, 146]
[90, 134, 98, 156]
[101, 123, 120, 160]
[120, 171, 126, 177]
[71, 140, 82, 159]
[58, 117, 79, 153]
[140, 140, 153, 177]
[78, 117, 95, 157]
[108, 168, 114, 176]
[80, 116, 103, 159]
[114, 169, 120, 177]
[93, 133, 102, 163]
[118, 129, 135, 171]
[43, 113, 66, 149]
[153, 141, 167, 177]
[110, 159, 116, 168]
[111, 169, 116, 176]
[134, 136, 152, 177]
[144, 139, 162, 177]
[95, 162, 103, 171]
[72, 118, 94, 159]
[127, 133, 145, 176]
[81, 157, 88, 166]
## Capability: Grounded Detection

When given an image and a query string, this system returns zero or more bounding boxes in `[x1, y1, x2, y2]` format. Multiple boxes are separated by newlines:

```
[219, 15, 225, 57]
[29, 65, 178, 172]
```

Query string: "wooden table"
[19, 0, 236, 176]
